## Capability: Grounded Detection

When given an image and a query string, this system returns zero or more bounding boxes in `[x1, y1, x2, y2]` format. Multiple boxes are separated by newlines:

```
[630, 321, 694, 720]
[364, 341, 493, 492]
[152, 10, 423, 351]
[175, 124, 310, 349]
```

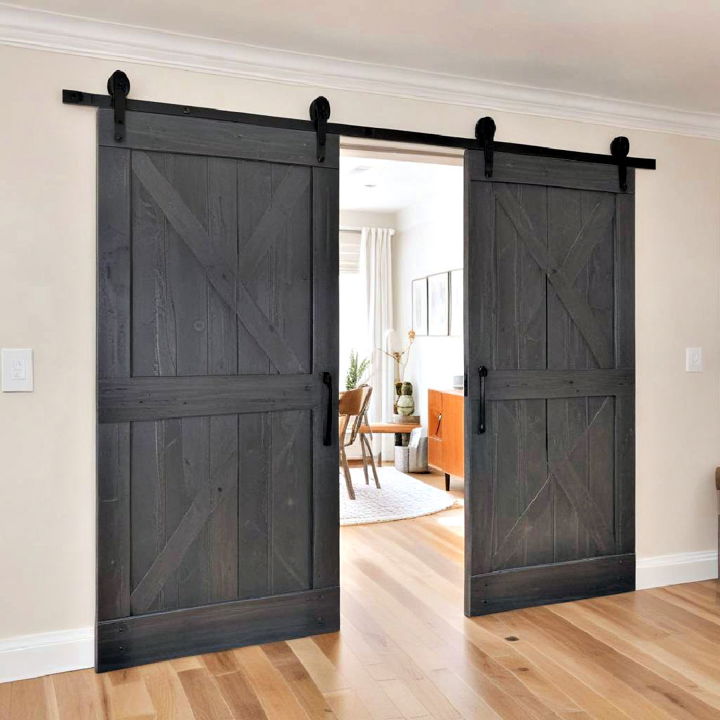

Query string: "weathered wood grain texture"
[99, 375, 322, 422]
[311, 161, 340, 591]
[97, 113, 339, 668]
[464, 176, 496, 594]
[470, 554, 635, 615]
[98, 109, 339, 168]
[482, 369, 634, 399]
[464, 148, 635, 616]
[97, 588, 340, 672]
[96, 145, 132, 622]
[467, 150, 635, 193]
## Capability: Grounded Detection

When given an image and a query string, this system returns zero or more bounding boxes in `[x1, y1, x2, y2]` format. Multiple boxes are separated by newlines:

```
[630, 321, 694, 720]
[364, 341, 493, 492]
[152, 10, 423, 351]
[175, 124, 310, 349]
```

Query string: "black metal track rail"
[62, 88, 656, 170]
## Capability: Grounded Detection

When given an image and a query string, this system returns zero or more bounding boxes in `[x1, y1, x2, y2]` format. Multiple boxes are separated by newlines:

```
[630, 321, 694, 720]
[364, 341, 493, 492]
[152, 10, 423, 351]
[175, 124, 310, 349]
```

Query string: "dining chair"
[339, 385, 380, 499]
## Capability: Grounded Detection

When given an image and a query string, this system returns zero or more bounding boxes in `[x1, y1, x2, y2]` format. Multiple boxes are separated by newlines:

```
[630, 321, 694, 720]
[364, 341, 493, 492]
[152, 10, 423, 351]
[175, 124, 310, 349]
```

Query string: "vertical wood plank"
[98, 146, 131, 380]
[271, 165, 312, 374]
[238, 412, 271, 599]
[464, 173, 496, 590]
[164, 154, 212, 609]
[97, 145, 131, 622]
[131, 151, 177, 377]
[312, 158, 340, 590]
[237, 160, 274, 375]
[97, 423, 131, 620]
[271, 410, 313, 594]
[206, 156, 239, 604]
[615, 187, 635, 557]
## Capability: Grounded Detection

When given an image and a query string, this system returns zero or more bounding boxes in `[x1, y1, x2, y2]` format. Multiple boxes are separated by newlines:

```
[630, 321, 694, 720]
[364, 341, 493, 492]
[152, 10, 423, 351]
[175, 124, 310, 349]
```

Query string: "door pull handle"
[322, 372, 333, 446]
[478, 366, 488, 434]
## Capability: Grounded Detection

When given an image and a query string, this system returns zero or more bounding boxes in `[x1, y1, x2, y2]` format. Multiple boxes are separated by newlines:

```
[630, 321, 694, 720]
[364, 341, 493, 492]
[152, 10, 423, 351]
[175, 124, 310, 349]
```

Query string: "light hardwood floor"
[2, 477, 720, 719]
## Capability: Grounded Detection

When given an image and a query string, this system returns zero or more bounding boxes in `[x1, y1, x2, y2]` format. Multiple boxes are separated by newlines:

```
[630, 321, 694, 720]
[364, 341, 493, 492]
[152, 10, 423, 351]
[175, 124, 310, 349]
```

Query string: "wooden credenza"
[428, 389, 464, 491]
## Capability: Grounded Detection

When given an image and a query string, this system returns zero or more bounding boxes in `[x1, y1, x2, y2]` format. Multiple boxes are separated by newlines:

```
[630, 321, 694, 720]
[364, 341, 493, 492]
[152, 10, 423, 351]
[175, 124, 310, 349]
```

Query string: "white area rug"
[340, 467, 455, 526]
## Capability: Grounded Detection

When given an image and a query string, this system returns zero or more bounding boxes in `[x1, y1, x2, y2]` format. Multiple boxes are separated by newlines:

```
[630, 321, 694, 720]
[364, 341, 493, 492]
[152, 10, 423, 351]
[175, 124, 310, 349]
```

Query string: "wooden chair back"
[338, 385, 373, 447]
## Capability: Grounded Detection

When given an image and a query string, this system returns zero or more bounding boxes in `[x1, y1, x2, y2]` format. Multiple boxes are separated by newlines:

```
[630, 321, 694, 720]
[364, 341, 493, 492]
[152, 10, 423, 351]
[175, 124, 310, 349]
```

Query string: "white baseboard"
[0, 627, 93, 683]
[636, 550, 718, 590]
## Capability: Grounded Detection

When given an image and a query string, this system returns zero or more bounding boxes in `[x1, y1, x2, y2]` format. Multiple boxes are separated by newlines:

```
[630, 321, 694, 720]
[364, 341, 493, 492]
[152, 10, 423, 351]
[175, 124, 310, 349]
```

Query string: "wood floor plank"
[201, 651, 241, 676]
[101, 675, 156, 720]
[176, 667, 234, 720]
[138, 662, 196, 720]
[261, 642, 336, 718]
[550, 598, 720, 709]
[340, 573, 550, 719]
[324, 689, 374, 720]
[312, 632, 404, 719]
[233, 645, 310, 720]
[2, 677, 51, 720]
[51, 670, 108, 720]
[215, 670, 268, 720]
[286, 637, 351, 695]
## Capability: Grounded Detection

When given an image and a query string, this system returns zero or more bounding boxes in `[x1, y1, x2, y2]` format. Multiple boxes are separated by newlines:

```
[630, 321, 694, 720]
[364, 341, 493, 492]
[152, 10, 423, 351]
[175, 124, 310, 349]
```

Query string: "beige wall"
[1, 42, 718, 641]
[393, 168, 464, 425]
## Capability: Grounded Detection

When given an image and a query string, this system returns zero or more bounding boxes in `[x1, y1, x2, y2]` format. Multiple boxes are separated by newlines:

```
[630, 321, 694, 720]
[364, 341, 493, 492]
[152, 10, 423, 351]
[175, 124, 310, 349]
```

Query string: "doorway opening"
[337, 140, 466, 607]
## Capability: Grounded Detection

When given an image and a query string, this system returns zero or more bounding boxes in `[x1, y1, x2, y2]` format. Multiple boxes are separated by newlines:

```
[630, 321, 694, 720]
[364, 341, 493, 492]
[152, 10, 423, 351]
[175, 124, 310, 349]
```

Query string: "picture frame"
[411, 277, 428, 336]
[449, 268, 463, 336]
[427, 272, 449, 336]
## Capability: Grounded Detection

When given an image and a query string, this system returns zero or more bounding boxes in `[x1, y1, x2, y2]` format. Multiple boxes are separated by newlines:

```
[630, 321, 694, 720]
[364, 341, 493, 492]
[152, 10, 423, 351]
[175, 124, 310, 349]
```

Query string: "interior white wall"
[392, 169, 464, 425]
[0, 42, 719, 656]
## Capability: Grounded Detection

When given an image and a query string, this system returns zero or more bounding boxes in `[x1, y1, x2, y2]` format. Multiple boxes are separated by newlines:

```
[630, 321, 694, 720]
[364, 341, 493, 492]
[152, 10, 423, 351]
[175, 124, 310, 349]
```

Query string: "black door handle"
[478, 366, 488, 434]
[322, 372, 333, 446]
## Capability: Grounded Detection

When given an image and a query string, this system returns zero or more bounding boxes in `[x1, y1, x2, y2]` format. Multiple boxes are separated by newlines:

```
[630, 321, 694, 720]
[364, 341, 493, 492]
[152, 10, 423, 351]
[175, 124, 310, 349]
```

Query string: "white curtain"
[359, 227, 395, 459]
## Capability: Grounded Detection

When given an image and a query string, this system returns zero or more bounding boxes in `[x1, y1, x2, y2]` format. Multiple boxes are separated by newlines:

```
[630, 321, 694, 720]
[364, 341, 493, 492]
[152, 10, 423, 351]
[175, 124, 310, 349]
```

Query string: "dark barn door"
[97, 109, 339, 671]
[464, 151, 635, 616]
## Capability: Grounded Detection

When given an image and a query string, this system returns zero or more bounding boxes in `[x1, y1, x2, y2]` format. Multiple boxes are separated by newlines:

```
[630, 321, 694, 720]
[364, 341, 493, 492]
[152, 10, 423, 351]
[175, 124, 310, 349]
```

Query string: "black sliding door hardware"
[610, 136, 631, 191]
[309, 96, 331, 163]
[475, 117, 497, 178]
[106, 70, 130, 142]
[62, 71, 657, 171]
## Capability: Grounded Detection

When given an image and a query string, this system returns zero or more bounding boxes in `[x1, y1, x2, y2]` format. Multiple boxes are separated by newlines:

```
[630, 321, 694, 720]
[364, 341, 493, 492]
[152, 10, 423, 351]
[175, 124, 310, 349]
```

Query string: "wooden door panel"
[490, 399, 549, 571]
[127, 415, 240, 615]
[465, 151, 635, 616]
[97, 109, 339, 671]
[495, 185, 547, 371]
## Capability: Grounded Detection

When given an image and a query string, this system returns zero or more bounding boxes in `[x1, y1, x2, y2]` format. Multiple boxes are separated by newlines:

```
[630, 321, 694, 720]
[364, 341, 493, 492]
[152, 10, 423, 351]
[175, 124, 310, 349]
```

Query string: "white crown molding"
[0, 626, 93, 683]
[636, 550, 718, 590]
[2, 3, 720, 139]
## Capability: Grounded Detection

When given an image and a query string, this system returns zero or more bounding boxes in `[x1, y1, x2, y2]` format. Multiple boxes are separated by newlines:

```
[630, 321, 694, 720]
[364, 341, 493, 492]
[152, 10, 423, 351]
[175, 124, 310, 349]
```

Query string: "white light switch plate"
[1, 348, 33, 391]
[685, 347, 703, 372]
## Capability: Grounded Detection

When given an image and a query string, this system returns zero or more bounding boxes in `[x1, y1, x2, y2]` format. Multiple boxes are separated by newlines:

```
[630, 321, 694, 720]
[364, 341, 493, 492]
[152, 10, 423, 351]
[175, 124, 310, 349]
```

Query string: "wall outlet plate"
[1, 348, 33, 391]
[685, 347, 703, 373]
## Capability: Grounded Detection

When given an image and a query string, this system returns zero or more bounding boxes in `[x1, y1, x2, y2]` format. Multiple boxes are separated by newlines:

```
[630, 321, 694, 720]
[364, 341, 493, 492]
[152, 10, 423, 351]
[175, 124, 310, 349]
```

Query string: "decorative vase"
[396, 382, 415, 416]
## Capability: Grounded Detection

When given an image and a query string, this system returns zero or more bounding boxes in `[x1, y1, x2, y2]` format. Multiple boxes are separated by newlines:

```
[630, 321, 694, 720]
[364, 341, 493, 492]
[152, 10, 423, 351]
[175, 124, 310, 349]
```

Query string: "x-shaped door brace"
[129, 153, 311, 612]
[491, 397, 615, 567]
[132, 151, 308, 374]
[129, 414, 305, 613]
[495, 186, 615, 369]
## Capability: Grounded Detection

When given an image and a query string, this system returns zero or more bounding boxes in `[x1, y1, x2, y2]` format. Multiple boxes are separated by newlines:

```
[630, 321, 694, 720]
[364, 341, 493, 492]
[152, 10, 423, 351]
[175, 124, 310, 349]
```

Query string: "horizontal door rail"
[63, 89, 656, 170]
[475, 369, 635, 401]
[99, 374, 321, 423]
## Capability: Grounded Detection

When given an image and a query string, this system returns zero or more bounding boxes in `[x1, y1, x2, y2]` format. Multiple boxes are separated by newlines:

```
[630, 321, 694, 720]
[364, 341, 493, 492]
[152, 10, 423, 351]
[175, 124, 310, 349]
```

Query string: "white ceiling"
[340, 156, 462, 212]
[7, 0, 720, 115]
